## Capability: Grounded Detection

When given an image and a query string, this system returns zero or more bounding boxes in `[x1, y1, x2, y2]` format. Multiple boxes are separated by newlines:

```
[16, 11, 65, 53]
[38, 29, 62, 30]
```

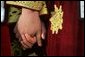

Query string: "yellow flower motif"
[50, 5, 64, 34]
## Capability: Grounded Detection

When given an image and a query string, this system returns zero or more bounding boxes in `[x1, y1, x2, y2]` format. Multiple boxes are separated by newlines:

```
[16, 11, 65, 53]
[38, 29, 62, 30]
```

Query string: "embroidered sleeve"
[6, 1, 48, 15]
[39, 2, 48, 15]
[6, 1, 44, 11]
[6, 1, 48, 23]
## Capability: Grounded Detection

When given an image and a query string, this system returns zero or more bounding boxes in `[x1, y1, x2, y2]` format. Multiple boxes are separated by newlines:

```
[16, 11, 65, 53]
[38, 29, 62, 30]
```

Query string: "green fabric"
[8, 6, 21, 23]
[7, 1, 48, 23]
[11, 40, 22, 56]
[6, 1, 44, 11]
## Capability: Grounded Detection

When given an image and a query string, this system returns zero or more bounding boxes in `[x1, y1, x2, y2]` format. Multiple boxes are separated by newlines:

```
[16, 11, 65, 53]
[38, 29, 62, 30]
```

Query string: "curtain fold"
[45, 1, 84, 56]
[1, 23, 11, 56]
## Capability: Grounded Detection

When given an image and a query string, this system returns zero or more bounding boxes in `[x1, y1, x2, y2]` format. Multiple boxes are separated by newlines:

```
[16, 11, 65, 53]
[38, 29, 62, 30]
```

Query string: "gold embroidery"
[6, 1, 48, 23]
[40, 2, 48, 15]
[50, 5, 64, 34]
[6, 1, 48, 15]
[6, 1, 44, 11]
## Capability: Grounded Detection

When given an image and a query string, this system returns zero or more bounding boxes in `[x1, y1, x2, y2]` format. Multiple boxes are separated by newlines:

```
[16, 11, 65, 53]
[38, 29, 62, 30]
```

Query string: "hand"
[20, 33, 36, 49]
[14, 8, 42, 48]
[14, 21, 46, 49]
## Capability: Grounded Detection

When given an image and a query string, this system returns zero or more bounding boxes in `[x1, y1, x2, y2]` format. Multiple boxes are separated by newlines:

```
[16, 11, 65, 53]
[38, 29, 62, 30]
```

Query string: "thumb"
[41, 22, 46, 40]
[41, 33, 45, 40]
[36, 31, 42, 47]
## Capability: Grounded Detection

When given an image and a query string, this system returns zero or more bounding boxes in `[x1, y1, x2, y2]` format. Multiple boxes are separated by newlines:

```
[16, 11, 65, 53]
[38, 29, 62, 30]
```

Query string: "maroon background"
[1, 23, 11, 56]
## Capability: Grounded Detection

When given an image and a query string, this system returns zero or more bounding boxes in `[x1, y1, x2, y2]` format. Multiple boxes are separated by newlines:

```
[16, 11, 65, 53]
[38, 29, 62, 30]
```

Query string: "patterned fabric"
[6, 1, 48, 23]
[8, 6, 21, 23]
[6, 1, 44, 11]
[50, 5, 63, 34]
[11, 39, 38, 56]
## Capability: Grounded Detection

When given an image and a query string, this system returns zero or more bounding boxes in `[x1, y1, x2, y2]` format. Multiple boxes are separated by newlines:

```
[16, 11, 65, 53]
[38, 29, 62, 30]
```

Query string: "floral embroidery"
[50, 5, 64, 34]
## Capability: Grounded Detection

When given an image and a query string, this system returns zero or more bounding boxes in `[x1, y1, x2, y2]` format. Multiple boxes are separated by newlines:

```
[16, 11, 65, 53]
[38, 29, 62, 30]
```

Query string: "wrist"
[22, 8, 39, 15]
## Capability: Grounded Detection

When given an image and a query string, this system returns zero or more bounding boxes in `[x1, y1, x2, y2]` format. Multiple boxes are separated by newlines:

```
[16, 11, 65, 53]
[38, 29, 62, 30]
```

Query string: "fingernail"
[25, 33, 29, 37]
[41, 34, 45, 39]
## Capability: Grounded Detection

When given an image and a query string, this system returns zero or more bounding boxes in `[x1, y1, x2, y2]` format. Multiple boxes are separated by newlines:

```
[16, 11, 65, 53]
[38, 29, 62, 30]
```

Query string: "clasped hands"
[14, 8, 46, 50]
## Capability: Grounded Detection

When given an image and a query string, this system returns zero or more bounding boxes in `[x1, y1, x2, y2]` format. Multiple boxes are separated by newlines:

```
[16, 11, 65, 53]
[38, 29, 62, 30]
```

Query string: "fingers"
[41, 22, 46, 39]
[21, 34, 33, 48]
[36, 31, 42, 47]
[20, 41, 30, 49]
[41, 33, 45, 40]
[25, 34, 36, 44]
[20, 34, 37, 49]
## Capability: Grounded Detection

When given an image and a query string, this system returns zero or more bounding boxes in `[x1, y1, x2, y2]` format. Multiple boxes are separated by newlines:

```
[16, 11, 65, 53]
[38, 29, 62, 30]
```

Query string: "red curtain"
[45, 1, 84, 56]
[77, 20, 84, 56]
[1, 23, 11, 56]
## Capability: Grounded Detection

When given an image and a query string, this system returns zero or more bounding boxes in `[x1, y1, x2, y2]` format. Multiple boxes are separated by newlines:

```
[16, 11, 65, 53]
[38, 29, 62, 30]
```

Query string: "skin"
[14, 8, 46, 49]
